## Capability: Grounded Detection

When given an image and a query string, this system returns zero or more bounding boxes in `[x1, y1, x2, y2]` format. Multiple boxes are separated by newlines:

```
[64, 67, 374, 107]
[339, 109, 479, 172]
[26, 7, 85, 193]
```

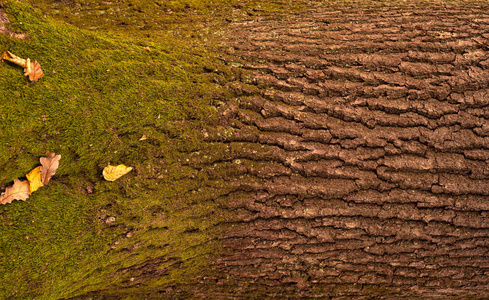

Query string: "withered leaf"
[26, 166, 44, 193]
[25, 59, 44, 82]
[2, 50, 44, 82]
[103, 164, 133, 181]
[40, 151, 61, 185]
[2, 50, 24, 65]
[0, 178, 30, 205]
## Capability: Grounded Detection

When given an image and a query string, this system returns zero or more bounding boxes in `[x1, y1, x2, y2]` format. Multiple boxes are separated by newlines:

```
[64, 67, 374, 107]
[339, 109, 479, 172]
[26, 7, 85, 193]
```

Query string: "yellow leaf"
[26, 166, 44, 193]
[103, 164, 133, 181]
[0, 179, 30, 205]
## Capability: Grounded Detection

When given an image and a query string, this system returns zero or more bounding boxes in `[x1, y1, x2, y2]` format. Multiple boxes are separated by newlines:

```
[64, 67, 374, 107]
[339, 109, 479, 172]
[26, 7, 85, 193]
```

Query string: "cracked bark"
[198, 1, 489, 298]
[75, 1, 489, 299]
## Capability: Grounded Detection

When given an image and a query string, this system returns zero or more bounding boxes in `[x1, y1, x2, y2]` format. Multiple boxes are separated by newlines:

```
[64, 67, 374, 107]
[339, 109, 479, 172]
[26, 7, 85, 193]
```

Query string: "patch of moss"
[0, 0, 235, 298]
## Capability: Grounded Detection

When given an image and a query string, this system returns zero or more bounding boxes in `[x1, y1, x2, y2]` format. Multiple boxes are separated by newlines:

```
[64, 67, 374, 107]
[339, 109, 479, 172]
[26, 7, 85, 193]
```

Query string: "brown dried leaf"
[26, 59, 43, 82]
[40, 151, 61, 185]
[0, 178, 30, 205]
[2, 50, 44, 81]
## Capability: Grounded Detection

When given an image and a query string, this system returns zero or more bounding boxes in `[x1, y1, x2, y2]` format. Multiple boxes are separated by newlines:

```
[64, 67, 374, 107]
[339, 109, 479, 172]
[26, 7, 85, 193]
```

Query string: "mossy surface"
[0, 0, 232, 298]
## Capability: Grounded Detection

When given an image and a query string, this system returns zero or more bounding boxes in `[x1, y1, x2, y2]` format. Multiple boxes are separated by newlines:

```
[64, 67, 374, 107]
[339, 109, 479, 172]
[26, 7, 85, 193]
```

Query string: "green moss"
[0, 0, 237, 298]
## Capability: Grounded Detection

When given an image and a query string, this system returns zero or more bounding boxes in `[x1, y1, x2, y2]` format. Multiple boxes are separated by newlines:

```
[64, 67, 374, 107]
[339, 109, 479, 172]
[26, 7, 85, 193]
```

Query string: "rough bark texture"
[69, 1, 489, 299]
[196, 1, 489, 298]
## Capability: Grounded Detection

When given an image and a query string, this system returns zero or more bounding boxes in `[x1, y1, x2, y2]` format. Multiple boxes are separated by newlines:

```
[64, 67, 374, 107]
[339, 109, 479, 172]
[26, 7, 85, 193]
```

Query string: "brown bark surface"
[197, 1, 489, 298]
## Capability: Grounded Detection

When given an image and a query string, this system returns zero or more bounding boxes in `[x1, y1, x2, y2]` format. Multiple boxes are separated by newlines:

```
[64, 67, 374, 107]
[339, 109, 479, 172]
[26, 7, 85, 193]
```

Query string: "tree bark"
[76, 1, 489, 299]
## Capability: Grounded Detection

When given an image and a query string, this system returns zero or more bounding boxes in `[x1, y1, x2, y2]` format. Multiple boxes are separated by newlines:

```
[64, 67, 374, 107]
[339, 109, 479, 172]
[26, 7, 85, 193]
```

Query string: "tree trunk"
[76, 1, 489, 298]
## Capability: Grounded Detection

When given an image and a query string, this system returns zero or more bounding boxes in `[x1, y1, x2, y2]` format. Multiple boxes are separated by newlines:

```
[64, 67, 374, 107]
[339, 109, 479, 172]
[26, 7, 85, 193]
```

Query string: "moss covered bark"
[5, 0, 488, 299]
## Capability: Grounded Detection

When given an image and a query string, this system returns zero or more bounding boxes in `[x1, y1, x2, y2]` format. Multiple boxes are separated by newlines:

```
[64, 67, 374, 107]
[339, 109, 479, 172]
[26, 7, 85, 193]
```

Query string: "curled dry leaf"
[2, 50, 24, 65]
[2, 50, 44, 81]
[0, 178, 30, 205]
[40, 151, 61, 185]
[26, 166, 44, 193]
[103, 164, 133, 181]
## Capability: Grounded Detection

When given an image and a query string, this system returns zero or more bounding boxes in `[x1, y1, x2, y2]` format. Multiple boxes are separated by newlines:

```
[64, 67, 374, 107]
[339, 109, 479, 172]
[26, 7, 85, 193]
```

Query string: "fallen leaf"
[25, 58, 44, 82]
[40, 151, 61, 185]
[103, 164, 133, 181]
[0, 178, 30, 205]
[139, 134, 147, 141]
[26, 166, 44, 193]
[2, 50, 44, 82]
[2, 50, 24, 65]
